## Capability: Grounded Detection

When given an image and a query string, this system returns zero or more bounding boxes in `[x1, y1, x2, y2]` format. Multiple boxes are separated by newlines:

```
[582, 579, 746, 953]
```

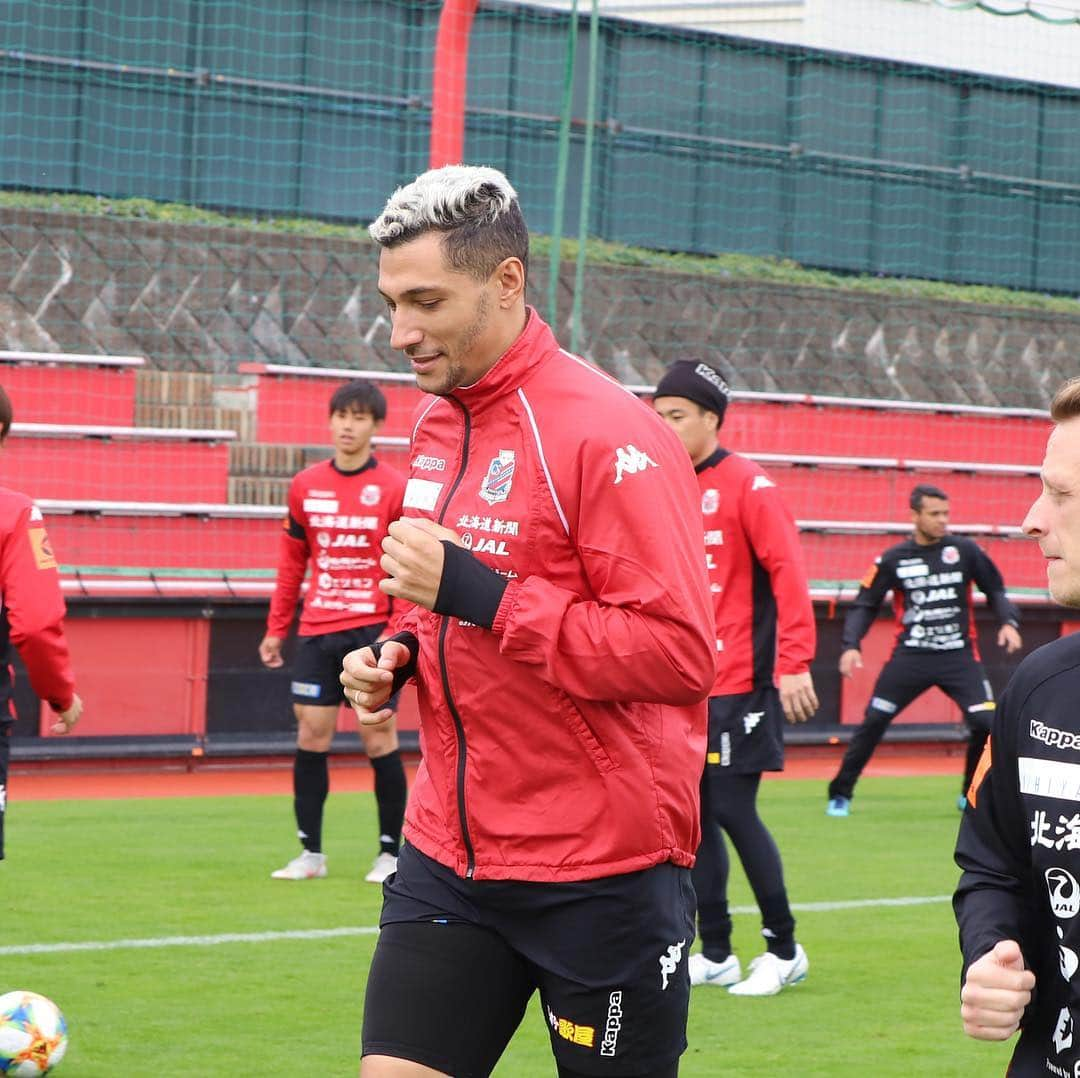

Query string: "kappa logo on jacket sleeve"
[750, 474, 775, 491]
[612, 444, 658, 485]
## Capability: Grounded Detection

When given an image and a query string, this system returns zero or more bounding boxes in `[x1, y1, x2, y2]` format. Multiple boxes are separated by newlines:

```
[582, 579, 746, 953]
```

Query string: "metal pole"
[547, 0, 579, 328]
[571, 0, 599, 354]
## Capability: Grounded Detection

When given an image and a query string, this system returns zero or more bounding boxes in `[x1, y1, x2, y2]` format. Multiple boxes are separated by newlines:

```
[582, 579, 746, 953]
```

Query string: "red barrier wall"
[45, 617, 209, 737]
[1, 365, 138, 426]
[3, 437, 230, 501]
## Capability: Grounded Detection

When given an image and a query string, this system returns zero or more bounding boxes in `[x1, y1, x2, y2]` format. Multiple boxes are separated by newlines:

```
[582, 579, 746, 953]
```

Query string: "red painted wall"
[43, 617, 209, 737]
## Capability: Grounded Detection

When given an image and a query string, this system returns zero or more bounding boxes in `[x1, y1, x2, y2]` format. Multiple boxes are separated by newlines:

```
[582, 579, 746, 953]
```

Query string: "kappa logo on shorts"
[658, 938, 686, 991]
[600, 991, 623, 1057]
[743, 711, 764, 735]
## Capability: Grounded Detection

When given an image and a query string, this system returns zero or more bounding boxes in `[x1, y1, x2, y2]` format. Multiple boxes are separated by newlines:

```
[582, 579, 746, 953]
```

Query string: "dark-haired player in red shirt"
[655, 359, 817, 998]
[260, 380, 406, 883]
[0, 383, 82, 860]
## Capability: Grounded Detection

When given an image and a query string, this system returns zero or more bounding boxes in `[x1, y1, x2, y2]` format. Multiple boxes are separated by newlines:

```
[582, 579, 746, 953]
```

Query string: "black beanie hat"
[654, 360, 732, 422]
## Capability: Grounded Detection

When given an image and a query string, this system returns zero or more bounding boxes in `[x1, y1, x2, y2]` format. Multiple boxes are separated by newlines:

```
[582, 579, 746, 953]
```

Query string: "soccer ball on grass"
[0, 991, 68, 1076]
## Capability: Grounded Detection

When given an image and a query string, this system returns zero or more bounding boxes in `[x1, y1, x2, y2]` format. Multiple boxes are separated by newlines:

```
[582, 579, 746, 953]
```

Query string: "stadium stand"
[0, 356, 1058, 756]
[5, 422, 235, 501]
[0, 350, 143, 425]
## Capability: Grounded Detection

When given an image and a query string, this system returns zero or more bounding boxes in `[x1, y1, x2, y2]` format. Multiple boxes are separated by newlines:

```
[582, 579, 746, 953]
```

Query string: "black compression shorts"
[362, 842, 695, 1076]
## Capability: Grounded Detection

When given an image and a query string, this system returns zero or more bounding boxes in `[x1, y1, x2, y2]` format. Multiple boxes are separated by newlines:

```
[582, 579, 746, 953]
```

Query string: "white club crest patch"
[942, 545, 960, 565]
[360, 484, 380, 507]
[702, 488, 719, 515]
[479, 450, 516, 506]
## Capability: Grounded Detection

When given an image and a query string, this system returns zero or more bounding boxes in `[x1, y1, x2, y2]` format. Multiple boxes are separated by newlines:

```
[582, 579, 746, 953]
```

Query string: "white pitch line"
[0, 895, 951, 958]
[767, 894, 952, 914]
[0, 926, 379, 957]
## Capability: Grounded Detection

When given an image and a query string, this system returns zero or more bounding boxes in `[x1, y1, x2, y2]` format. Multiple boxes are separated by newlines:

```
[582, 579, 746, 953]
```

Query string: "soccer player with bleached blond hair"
[341, 164, 717, 1078]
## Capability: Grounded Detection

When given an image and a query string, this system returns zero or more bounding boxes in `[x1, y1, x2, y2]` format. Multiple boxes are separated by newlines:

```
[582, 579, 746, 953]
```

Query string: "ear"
[492, 256, 526, 309]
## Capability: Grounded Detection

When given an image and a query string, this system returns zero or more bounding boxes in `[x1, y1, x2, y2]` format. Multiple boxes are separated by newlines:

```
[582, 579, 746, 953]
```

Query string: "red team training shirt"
[697, 448, 816, 697]
[266, 457, 406, 638]
[0, 489, 76, 718]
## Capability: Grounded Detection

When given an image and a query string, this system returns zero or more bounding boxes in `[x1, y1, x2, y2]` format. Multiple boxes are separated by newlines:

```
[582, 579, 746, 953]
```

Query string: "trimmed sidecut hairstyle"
[369, 164, 529, 281]
[1051, 378, 1080, 422]
[910, 483, 948, 510]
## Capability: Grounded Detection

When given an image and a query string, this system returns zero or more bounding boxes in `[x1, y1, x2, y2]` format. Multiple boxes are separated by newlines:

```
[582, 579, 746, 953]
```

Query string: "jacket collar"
[451, 307, 559, 413]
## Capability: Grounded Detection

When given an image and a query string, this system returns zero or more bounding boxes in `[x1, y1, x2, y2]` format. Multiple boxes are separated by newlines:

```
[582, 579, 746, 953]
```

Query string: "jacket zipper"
[437, 398, 476, 878]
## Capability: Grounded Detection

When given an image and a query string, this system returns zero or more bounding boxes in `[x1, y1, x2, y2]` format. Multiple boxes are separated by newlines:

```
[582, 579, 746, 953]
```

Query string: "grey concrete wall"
[2, 207, 1076, 408]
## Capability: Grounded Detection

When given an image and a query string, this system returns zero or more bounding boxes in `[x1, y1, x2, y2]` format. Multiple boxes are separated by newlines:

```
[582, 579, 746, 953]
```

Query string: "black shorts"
[363, 842, 695, 1077]
[290, 625, 399, 710]
[0, 726, 9, 861]
[868, 648, 995, 733]
[705, 685, 785, 775]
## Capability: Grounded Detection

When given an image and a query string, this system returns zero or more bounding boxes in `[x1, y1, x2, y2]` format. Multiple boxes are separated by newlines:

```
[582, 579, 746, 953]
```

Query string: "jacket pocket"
[553, 689, 619, 775]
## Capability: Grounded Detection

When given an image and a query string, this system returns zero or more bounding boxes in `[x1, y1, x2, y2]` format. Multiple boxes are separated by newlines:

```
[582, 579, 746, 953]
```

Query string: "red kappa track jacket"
[394, 310, 716, 882]
[696, 449, 816, 696]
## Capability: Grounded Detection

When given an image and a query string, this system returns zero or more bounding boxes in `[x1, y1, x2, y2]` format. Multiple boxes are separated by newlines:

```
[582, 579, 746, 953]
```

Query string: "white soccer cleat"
[364, 851, 398, 884]
[688, 952, 742, 987]
[728, 944, 808, 996]
[271, 850, 327, 880]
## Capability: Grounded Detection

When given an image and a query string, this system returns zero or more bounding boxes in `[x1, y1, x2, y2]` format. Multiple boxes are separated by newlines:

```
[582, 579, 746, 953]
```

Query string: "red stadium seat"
[0, 351, 143, 426]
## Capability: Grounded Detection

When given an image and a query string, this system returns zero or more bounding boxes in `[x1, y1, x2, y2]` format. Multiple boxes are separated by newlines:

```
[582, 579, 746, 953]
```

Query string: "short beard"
[432, 292, 491, 396]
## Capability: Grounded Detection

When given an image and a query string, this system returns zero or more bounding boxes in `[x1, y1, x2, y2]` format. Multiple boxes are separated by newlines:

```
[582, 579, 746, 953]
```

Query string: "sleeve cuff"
[433, 542, 509, 630]
[370, 632, 419, 695]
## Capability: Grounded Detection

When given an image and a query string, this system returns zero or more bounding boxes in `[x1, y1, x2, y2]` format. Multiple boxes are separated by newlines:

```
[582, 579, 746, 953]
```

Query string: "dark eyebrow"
[378, 285, 444, 302]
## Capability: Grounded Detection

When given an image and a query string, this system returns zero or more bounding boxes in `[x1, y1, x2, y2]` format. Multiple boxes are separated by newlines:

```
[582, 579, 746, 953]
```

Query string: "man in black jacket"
[826, 483, 1022, 816]
[955, 377, 1080, 1075]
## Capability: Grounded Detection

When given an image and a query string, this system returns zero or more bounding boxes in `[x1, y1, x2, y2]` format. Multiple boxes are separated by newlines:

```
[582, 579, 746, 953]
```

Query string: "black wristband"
[433, 541, 509, 629]
[370, 632, 419, 695]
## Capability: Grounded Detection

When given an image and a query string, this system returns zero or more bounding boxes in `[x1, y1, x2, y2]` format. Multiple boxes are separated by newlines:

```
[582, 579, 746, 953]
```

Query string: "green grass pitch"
[0, 774, 1014, 1076]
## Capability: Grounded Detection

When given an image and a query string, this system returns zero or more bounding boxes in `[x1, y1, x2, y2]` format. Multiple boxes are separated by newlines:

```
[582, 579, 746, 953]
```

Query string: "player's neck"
[913, 530, 942, 546]
[334, 445, 372, 472]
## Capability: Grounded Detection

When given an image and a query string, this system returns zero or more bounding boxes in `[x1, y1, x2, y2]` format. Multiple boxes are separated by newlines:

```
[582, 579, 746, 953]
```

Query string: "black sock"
[371, 750, 407, 855]
[294, 748, 329, 853]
